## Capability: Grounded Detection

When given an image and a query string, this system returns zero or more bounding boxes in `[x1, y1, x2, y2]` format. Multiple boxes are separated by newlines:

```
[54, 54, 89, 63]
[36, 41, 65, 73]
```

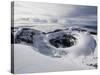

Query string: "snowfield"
[12, 26, 97, 74]
[14, 44, 96, 74]
[11, 2, 97, 74]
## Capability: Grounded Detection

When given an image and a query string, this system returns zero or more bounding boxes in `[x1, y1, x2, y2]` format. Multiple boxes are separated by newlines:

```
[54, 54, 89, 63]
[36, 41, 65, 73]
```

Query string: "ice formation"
[12, 26, 97, 73]
[12, 27, 96, 58]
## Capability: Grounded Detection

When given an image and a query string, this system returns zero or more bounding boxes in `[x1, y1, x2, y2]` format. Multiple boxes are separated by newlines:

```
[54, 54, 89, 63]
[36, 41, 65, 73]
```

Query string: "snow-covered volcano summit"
[12, 26, 97, 74]
[12, 26, 96, 58]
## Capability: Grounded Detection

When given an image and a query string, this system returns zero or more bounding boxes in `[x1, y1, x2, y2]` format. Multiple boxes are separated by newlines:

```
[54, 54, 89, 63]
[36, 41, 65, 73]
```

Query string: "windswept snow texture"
[12, 1, 97, 74]
[12, 26, 97, 74]
[13, 27, 96, 57]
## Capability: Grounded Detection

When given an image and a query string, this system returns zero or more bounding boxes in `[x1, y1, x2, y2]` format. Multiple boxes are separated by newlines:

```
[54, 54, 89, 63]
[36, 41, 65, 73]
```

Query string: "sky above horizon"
[13, 1, 97, 26]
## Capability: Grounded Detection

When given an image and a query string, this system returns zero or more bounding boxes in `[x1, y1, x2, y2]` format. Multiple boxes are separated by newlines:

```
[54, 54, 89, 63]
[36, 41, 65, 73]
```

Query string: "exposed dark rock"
[90, 32, 97, 35]
[47, 29, 62, 34]
[87, 63, 97, 69]
[15, 28, 36, 44]
[49, 34, 76, 48]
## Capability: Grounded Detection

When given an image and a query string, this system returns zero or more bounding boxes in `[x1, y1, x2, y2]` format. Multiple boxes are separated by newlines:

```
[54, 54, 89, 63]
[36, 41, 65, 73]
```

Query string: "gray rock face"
[14, 28, 42, 44]
[49, 34, 77, 48]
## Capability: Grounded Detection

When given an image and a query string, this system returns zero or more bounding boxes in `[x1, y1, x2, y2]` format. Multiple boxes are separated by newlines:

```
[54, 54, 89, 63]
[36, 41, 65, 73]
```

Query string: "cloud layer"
[14, 1, 97, 26]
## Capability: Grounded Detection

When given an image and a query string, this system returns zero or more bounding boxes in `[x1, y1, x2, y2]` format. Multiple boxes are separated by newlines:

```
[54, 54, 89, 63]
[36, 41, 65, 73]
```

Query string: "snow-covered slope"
[14, 44, 95, 74]
[12, 26, 97, 74]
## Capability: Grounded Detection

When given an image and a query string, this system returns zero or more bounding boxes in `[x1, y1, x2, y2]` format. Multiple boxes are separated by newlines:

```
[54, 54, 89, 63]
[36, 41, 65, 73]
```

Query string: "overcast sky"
[14, 1, 97, 26]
